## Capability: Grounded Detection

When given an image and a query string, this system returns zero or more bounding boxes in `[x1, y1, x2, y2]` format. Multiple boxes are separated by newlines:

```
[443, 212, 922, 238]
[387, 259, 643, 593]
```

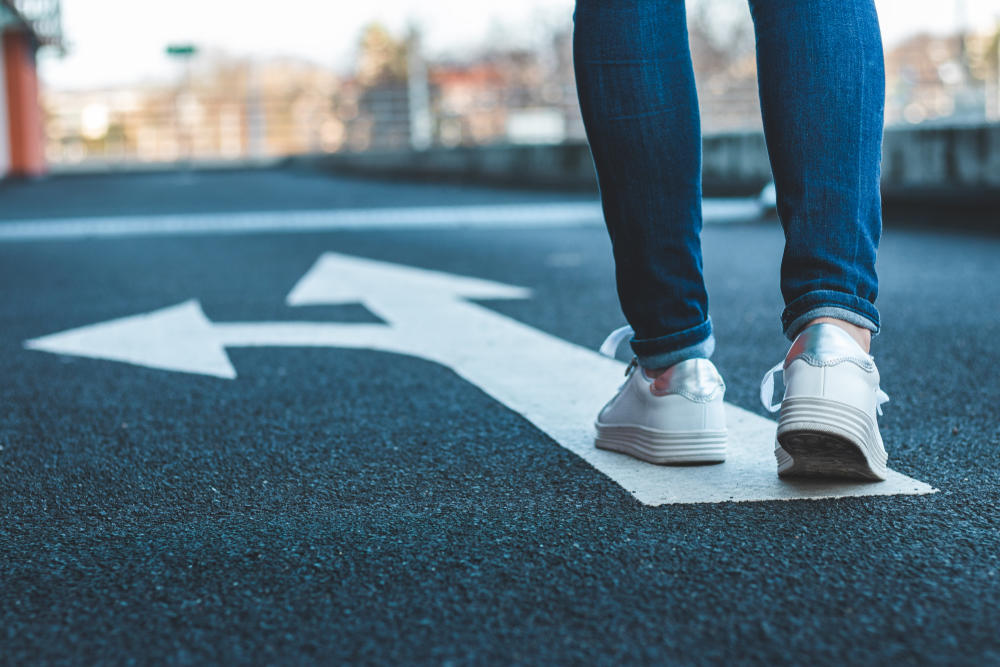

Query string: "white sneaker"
[760, 323, 890, 481]
[595, 326, 727, 464]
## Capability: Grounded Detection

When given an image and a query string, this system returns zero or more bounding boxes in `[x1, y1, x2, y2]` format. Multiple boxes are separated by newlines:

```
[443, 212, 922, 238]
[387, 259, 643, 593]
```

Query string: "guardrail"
[290, 124, 1000, 219]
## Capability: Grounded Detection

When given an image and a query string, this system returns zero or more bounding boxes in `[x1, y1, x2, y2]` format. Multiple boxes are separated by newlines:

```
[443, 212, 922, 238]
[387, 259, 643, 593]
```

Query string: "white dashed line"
[0, 199, 763, 242]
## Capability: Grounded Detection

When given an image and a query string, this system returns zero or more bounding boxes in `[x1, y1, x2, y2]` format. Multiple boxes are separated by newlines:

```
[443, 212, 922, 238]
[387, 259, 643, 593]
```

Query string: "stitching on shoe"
[794, 354, 875, 372]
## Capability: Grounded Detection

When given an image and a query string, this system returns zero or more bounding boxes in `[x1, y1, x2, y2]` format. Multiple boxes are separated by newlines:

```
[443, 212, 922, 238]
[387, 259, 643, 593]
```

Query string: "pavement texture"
[1, 169, 999, 665]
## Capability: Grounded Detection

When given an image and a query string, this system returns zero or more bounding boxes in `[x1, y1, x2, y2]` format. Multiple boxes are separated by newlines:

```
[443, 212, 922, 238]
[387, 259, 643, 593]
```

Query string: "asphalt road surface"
[2, 168, 998, 665]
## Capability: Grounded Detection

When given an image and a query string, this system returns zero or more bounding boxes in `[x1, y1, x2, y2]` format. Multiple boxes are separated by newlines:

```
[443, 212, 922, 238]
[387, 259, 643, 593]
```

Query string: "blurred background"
[1, 0, 997, 178]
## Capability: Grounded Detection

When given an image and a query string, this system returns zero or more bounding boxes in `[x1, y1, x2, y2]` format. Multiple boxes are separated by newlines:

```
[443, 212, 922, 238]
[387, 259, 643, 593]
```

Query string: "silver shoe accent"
[648, 358, 725, 401]
[785, 322, 875, 371]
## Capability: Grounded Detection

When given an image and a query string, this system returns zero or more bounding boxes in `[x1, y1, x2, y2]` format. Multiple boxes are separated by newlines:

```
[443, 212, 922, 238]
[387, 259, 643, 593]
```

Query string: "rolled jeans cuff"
[630, 318, 715, 369]
[782, 290, 880, 340]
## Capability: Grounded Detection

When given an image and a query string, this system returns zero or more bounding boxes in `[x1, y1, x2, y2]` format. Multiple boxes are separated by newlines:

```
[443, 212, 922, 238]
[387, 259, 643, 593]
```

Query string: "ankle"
[805, 317, 871, 353]
[643, 366, 669, 380]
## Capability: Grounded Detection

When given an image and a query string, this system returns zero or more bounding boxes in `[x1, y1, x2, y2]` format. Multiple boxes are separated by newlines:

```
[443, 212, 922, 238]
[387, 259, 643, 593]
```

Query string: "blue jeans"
[573, 0, 885, 368]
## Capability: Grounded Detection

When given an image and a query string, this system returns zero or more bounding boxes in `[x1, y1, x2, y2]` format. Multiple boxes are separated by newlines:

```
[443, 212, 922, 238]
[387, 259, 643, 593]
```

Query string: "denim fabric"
[573, 0, 885, 367]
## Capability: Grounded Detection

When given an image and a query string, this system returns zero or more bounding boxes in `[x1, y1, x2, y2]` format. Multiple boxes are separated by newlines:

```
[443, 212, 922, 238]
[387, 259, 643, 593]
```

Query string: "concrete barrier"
[292, 124, 1000, 218]
[291, 143, 599, 191]
[881, 125, 1000, 194]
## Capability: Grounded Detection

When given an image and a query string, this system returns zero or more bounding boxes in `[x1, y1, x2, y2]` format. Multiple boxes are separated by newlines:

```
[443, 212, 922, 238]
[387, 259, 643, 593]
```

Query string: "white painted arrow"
[24, 252, 935, 505]
[24, 299, 401, 380]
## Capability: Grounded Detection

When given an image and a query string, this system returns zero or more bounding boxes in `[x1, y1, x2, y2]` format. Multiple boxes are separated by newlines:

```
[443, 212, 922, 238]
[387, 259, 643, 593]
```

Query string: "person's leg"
[747, 0, 885, 345]
[576, 0, 728, 465]
[573, 0, 713, 371]
[749, 0, 889, 480]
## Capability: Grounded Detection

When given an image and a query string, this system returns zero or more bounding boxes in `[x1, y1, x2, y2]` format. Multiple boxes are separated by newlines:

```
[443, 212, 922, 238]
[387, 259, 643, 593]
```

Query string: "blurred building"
[687, 4, 762, 132]
[44, 55, 345, 164]
[1, 0, 61, 178]
[347, 24, 573, 150]
[35, 16, 1000, 169]
[41, 23, 586, 164]
[885, 27, 1000, 126]
[430, 57, 537, 146]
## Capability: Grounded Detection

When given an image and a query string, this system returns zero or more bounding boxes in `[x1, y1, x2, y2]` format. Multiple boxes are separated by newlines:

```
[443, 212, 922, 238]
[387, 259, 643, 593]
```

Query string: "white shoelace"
[599, 325, 639, 376]
[599, 324, 634, 358]
[758, 361, 787, 413]
[758, 361, 890, 415]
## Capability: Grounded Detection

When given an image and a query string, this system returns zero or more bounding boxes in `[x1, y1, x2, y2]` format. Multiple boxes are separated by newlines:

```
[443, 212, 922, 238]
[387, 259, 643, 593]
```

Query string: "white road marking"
[0, 199, 762, 242]
[24, 252, 935, 505]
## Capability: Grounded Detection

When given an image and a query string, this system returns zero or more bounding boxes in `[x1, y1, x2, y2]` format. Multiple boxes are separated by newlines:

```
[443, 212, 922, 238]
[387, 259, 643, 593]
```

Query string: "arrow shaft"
[214, 322, 400, 351]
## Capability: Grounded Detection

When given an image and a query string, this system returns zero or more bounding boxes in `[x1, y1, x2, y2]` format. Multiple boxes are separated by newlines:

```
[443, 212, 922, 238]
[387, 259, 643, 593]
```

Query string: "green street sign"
[166, 44, 197, 56]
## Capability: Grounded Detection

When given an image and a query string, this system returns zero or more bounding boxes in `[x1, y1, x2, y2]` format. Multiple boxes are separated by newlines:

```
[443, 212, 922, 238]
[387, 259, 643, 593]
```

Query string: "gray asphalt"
[1, 168, 998, 665]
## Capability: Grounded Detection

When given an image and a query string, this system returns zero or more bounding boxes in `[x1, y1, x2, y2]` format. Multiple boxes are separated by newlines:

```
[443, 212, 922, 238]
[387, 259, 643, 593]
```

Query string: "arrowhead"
[24, 300, 238, 379]
[287, 252, 531, 306]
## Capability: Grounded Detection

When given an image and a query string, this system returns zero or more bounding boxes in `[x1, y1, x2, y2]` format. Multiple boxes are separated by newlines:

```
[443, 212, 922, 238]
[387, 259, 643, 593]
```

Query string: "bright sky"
[38, 0, 1000, 91]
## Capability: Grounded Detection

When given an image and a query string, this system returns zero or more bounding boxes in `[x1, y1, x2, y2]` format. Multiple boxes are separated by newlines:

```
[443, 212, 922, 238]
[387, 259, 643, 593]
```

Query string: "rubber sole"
[594, 422, 727, 465]
[776, 396, 888, 481]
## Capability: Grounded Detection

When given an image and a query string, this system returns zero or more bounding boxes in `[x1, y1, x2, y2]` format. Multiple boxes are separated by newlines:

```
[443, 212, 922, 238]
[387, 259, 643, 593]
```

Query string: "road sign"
[166, 44, 197, 57]
[24, 252, 936, 505]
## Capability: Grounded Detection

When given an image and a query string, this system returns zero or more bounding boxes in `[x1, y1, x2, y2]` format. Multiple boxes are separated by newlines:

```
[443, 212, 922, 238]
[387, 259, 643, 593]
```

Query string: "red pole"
[3, 29, 46, 177]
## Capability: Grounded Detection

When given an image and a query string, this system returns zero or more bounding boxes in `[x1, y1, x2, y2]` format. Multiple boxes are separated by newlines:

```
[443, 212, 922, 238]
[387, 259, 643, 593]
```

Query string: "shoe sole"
[776, 397, 888, 481]
[594, 423, 727, 464]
